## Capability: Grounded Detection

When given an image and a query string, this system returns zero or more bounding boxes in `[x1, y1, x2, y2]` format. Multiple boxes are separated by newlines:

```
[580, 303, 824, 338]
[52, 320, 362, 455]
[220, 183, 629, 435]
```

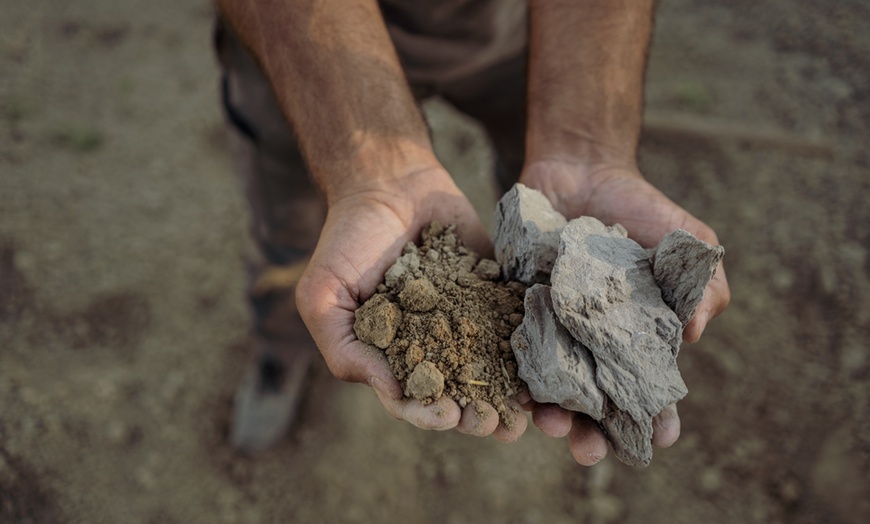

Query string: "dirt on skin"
[354, 223, 526, 424]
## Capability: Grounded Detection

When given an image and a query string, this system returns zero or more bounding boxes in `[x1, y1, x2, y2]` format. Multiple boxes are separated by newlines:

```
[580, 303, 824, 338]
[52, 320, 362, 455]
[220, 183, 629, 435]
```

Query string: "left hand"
[516, 158, 731, 465]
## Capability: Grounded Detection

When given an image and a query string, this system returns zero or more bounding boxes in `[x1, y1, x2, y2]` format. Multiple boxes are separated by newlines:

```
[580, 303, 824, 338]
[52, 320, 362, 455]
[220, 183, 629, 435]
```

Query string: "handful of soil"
[353, 222, 526, 424]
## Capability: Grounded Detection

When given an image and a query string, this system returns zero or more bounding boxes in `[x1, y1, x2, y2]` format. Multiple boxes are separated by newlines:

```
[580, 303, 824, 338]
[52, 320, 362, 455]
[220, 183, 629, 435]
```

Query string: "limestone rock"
[601, 406, 654, 467]
[653, 229, 725, 325]
[551, 217, 687, 436]
[493, 184, 567, 284]
[511, 285, 606, 419]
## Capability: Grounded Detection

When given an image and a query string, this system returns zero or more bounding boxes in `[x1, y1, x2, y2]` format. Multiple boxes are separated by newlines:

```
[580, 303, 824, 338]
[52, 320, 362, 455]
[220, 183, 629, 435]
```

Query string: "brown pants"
[213, 19, 527, 342]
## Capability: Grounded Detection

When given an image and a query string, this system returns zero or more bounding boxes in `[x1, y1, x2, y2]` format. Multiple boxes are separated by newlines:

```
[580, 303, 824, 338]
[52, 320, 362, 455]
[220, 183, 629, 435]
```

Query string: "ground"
[1, 0, 868, 523]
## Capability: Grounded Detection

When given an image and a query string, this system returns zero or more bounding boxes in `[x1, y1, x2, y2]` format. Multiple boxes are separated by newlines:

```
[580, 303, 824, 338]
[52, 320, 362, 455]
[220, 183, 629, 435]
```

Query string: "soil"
[354, 223, 525, 422]
[1, 0, 869, 523]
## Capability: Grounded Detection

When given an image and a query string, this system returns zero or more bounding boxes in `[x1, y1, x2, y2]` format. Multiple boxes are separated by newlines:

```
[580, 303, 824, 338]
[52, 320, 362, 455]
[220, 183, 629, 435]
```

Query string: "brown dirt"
[354, 223, 525, 423]
[1, 0, 869, 523]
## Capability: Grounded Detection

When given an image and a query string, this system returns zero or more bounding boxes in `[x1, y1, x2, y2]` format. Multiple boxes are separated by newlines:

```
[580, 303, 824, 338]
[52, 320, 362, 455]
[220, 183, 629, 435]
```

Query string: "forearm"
[526, 0, 655, 168]
[216, 0, 438, 203]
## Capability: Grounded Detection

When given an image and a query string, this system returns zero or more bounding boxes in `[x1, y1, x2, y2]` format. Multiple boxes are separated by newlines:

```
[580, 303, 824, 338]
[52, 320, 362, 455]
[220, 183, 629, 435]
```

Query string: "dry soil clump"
[354, 223, 526, 424]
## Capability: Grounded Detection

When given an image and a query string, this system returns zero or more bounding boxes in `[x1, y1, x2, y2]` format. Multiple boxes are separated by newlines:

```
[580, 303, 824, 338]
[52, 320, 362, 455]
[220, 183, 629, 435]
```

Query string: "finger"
[456, 400, 499, 437]
[531, 404, 573, 438]
[492, 399, 528, 443]
[515, 390, 536, 411]
[371, 378, 461, 431]
[651, 403, 681, 448]
[684, 259, 730, 343]
[568, 414, 609, 466]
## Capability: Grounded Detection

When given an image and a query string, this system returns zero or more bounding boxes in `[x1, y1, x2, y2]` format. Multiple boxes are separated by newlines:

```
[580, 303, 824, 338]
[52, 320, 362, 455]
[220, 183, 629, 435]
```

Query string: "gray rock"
[493, 184, 567, 284]
[508, 213, 721, 467]
[511, 285, 606, 419]
[653, 229, 725, 325]
[600, 405, 654, 467]
[551, 217, 687, 430]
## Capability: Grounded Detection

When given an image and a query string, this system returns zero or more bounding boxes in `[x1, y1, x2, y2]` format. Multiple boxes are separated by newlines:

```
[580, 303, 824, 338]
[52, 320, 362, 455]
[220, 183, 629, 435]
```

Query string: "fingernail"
[588, 453, 604, 465]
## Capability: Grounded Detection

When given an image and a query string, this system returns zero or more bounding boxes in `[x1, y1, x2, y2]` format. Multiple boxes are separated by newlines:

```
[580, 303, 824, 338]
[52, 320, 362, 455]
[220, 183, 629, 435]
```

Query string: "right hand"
[295, 168, 528, 440]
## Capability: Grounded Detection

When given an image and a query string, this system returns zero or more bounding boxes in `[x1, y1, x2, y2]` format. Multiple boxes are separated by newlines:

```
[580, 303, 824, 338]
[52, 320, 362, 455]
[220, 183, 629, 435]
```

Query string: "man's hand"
[296, 169, 528, 440]
[517, 159, 731, 465]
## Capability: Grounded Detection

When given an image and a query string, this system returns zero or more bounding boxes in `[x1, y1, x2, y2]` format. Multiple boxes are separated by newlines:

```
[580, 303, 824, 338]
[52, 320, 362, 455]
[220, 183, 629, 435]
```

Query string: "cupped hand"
[518, 158, 731, 465]
[295, 168, 527, 441]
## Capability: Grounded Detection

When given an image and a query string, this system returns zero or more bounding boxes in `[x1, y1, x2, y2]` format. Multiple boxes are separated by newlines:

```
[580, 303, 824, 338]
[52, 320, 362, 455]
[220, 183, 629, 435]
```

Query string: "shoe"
[230, 343, 313, 452]
[231, 258, 315, 452]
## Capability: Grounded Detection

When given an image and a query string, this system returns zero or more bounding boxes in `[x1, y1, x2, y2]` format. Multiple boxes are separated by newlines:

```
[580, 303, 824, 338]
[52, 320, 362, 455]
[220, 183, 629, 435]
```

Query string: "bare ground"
[1, 1, 868, 522]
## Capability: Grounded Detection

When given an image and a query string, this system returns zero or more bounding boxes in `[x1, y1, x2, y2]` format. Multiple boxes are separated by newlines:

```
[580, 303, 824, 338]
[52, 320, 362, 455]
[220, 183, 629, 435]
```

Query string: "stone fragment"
[551, 217, 686, 417]
[511, 285, 606, 418]
[353, 295, 403, 349]
[653, 229, 725, 325]
[398, 278, 439, 312]
[405, 361, 445, 403]
[493, 184, 567, 284]
[600, 406, 654, 467]
[550, 217, 687, 466]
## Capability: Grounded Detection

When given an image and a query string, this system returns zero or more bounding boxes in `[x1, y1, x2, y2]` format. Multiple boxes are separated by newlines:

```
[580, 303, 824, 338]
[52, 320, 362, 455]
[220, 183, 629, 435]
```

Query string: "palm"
[521, 162, 716, 247]
[296, 172, 526, 437]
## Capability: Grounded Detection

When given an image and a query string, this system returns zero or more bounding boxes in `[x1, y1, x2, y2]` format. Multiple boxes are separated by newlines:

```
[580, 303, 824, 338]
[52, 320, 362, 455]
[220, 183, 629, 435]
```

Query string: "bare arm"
[526, 0, 654, 169]
[216, 0, 438, 203]
[216, 0, 526, 440]
[520, 0, 730, 465]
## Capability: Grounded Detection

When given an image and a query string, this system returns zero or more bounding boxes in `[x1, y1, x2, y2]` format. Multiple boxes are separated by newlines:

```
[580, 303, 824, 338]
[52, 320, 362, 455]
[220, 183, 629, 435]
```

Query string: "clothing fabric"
[380, 0, 527, 86]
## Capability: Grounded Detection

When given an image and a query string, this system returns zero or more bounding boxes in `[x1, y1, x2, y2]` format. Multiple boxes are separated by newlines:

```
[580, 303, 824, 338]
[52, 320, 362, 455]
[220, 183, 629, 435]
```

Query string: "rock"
[653, 229, 725, 325]
[600, 406, 654, 467]
[511, 285, 605, 418]
[405, 361, 445, 403]
[493, 184, 567, 284]
[550, 217, 688, 465]
[353, 295, 403, 349]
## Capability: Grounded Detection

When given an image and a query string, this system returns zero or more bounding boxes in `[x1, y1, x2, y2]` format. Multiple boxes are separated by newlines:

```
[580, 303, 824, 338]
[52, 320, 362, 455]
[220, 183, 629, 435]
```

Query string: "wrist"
[320, 135, 444, 207]
[520, 159, 643, 218]
[327, 158, 458, 220]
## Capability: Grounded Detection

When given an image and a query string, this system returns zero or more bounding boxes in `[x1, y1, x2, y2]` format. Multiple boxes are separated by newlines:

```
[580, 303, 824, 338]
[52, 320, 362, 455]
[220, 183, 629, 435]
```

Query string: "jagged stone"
[601, 405, 654, 467]
[653, 229, 725, 325]
[493, 184, 567, 285]
[551, 216, 687, 430]
[505, 210, 724, 467]
[511, 285, 606, 419]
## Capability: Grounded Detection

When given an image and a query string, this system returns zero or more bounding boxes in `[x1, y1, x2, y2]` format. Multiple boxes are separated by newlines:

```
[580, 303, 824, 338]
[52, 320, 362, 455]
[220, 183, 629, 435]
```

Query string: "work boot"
[231, 340, 314, 452]
[230, 259, 316, 452]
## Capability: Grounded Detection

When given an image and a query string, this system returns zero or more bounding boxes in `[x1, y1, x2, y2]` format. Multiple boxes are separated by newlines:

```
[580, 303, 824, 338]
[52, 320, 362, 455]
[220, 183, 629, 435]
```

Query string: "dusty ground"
[1, 0, 868, 522]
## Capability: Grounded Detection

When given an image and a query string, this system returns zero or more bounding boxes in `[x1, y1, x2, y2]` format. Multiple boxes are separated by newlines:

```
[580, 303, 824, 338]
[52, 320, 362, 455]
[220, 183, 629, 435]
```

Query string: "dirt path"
[1, 1, 868, 522]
